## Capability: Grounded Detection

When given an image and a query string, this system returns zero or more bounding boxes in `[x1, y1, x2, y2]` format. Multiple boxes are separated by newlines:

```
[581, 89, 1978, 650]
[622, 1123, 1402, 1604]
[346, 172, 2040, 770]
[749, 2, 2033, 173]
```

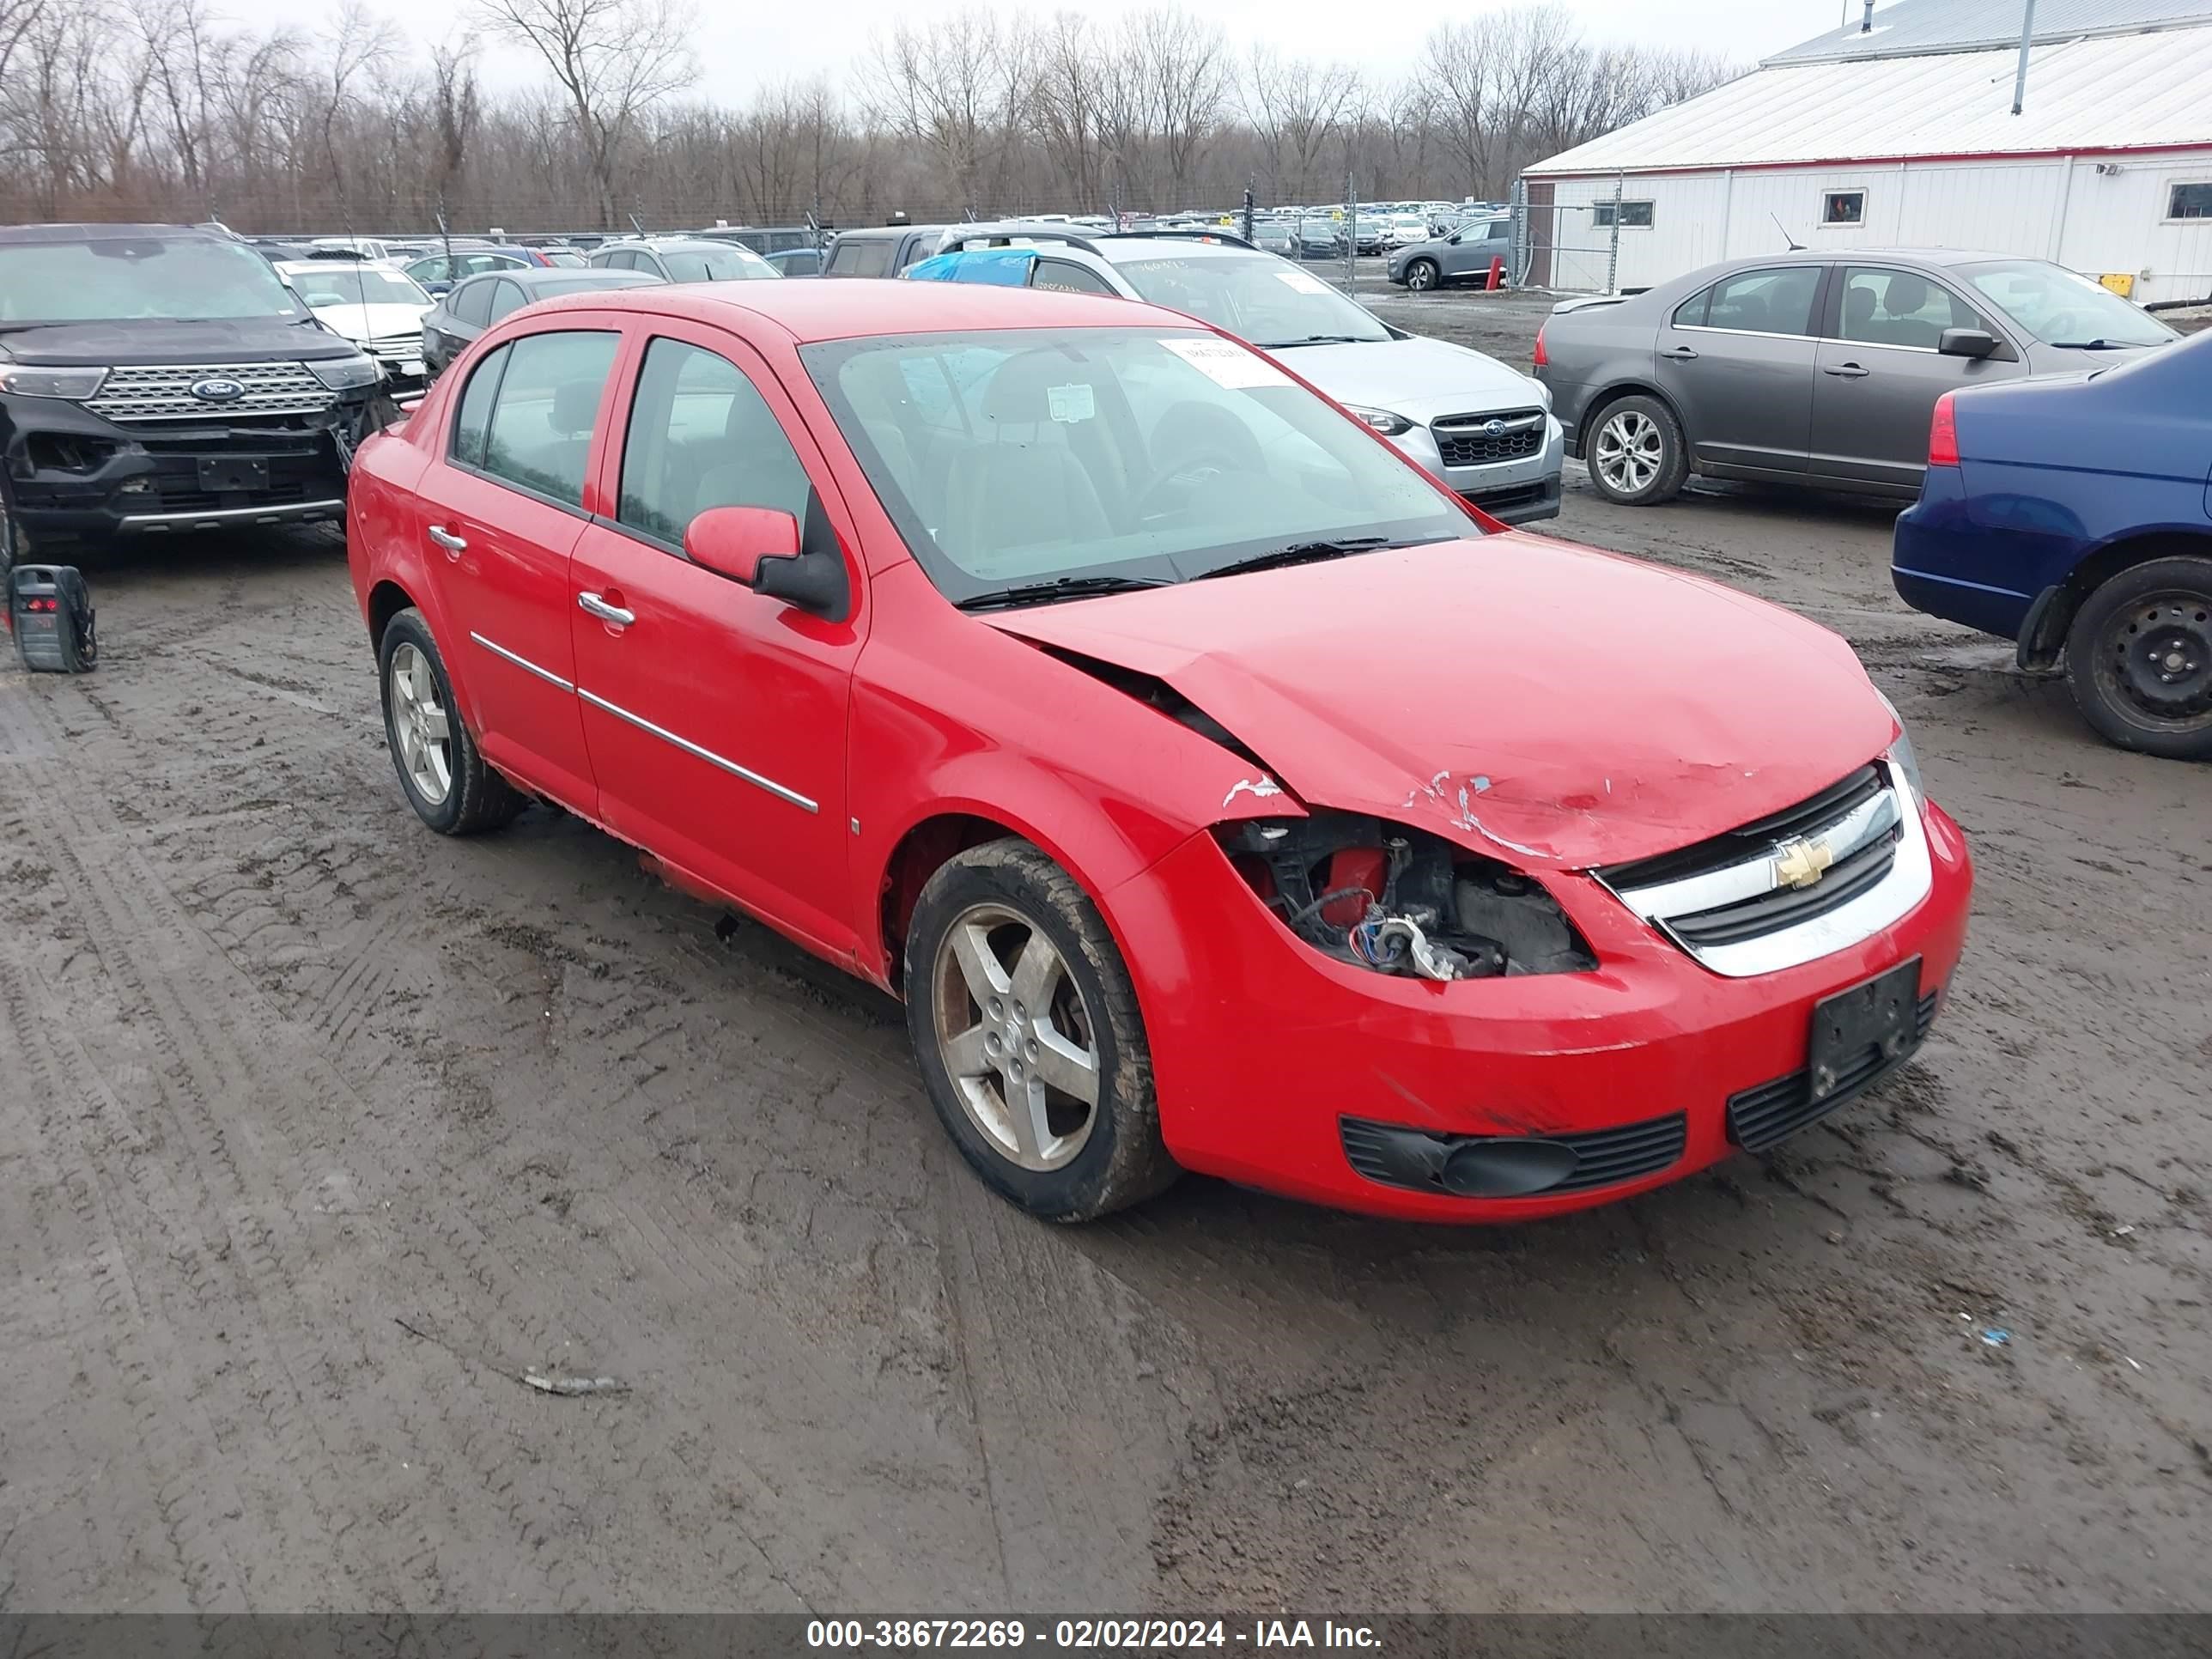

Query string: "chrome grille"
[1600, 760, 1933, 979]
[83, 362, 335, 423]
[1432, 408, 1544, 467]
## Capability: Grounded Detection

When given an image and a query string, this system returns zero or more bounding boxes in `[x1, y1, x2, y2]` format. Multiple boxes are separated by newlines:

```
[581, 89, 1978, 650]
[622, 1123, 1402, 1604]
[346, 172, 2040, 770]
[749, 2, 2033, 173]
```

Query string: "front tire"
[1404, 258, 1440, 293]
[2063, 556, 2212, 760]
[903, 840, 1178, 1221]
[377, 606, 528, 833]
[1586, 393, 1687, 506]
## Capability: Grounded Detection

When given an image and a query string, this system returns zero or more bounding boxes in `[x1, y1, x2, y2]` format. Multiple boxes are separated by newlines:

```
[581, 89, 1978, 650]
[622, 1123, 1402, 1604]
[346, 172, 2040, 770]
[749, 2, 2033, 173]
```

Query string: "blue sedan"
[1892, 326, 2211, 760]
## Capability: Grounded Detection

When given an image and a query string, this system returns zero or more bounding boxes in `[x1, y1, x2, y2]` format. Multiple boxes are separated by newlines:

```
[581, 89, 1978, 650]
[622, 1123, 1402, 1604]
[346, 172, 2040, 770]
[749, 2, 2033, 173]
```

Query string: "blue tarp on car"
[905, 248, 1036, 286]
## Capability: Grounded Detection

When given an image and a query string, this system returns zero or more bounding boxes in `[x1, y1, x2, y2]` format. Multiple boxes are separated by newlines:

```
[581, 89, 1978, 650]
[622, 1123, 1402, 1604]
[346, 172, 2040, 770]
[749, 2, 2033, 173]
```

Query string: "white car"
[1385, 216, 1431, 249]
[276, 260, 434, 392]
[922, 224, 1565, 524]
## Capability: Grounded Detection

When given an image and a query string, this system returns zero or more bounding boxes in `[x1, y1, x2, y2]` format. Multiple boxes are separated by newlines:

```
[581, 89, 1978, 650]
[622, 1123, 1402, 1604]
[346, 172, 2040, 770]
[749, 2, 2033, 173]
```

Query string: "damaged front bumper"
[1106, 796, 1973, 1221]
[3, 391, 377, 539]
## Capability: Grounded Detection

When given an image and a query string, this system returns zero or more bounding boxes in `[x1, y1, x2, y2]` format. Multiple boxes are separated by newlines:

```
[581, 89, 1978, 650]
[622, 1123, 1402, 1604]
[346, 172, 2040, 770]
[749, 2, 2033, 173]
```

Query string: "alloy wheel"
[1407, 260, 1437, 292]
[2101, 589, 2212, 726]
[1595, 409, 1665, 495]
[930, 902, 1101, 1172]
[387, 641, 453, 805]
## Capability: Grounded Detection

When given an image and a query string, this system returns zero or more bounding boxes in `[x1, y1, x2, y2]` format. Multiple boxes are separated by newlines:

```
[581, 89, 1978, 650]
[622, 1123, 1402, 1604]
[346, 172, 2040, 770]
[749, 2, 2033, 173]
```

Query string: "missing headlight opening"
[1216, 812, 1597, 980]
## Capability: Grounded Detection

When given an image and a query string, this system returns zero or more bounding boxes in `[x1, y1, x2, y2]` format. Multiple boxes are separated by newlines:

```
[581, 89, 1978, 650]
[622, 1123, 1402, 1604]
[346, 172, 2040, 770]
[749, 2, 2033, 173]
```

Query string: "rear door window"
[484, 279, 528, 323]
[831, 239, 893, 277]
[1703, 265, 1822, 336]
[1031, 258, 1115, 296]
[451, 345, 506, 468]
[474, 330, 619, 509]
[450, 278, 495, 327]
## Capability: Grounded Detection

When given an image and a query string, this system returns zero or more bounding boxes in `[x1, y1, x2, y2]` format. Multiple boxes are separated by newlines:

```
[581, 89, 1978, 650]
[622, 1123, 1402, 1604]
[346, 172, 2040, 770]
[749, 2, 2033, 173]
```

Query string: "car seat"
[941, 352, 1115, 558]
[1875, 273, 1942, 348]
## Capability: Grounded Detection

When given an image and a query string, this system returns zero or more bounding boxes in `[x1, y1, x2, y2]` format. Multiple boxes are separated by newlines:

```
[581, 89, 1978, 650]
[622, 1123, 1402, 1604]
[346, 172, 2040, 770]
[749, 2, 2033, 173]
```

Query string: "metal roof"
[1528, 25, 2212, 176]
[1765, 0, 2212, 64]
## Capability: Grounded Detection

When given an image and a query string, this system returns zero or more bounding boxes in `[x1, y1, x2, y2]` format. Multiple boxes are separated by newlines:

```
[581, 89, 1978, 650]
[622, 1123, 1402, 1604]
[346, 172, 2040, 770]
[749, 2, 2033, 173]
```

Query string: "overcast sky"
[215, 0, 1878, 100]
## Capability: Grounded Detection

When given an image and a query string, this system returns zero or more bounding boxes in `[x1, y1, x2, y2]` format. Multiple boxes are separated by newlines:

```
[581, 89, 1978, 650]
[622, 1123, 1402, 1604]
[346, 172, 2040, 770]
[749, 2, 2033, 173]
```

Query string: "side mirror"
[684, 505, 800, 586]
[1938, 327, 1999, 359]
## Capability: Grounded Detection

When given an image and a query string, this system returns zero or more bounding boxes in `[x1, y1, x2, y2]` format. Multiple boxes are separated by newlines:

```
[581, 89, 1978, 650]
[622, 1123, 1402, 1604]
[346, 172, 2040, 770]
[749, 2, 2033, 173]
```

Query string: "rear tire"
[1585, 393, 1687, 506]
[903, 840, 1178, 1222]
[2063, 556, 2212, 760]
[377, 606, 528, 833]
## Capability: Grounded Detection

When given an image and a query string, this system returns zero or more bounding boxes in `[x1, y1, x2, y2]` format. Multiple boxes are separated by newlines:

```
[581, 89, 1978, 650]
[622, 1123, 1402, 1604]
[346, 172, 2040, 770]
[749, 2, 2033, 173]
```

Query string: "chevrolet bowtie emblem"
[1772, 836, 1835, 890]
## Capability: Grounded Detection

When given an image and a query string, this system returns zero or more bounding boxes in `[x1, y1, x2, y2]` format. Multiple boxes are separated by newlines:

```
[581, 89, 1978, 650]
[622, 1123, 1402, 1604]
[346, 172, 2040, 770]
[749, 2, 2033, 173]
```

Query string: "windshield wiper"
[1256, 334, 1373, 349]
[2048, 337, 2148, 350]
[1197, 537, 1409, 580]
[955, 574, 1171, 611]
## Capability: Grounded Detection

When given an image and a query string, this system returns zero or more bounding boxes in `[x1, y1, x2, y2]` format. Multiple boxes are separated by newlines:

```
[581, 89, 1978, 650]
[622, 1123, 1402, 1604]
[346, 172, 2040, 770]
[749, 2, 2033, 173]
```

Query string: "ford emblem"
[190, 376, 246, 403]
[1482, 417, 1507, 438]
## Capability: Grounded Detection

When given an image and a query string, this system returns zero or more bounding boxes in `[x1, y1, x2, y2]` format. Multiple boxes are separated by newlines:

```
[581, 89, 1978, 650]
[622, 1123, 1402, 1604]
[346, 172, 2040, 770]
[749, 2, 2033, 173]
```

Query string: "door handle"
[577, 592, 635, 628]
[1823, 362, 1870, 379]
[1660, 345, 1698, 361]
[427, 525, 465, 556]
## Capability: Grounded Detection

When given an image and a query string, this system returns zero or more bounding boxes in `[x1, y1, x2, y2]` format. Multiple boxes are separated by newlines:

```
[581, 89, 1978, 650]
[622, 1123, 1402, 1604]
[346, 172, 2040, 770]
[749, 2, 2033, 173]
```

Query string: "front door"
[1809, 264, 2025, 492]
[420, 325, 620, 810]
[568, 325, 865, 959]
[1657, 263, 1825, 477]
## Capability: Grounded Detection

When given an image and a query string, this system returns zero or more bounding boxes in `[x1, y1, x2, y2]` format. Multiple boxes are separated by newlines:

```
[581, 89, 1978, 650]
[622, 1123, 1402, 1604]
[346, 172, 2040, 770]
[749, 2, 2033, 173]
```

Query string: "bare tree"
[474, 0, 697, 227]
[428, 32, 482, 222]
[1243, 46, 1358, 204]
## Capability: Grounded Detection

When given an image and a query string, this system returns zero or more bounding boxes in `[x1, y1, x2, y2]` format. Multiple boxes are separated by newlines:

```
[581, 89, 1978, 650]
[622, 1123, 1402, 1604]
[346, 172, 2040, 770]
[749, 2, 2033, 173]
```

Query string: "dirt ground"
[3, 294, 2209, 1617]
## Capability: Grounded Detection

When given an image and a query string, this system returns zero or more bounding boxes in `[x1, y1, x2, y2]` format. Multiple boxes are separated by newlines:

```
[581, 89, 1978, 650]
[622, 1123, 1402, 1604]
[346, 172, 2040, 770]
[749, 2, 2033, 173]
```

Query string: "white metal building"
[1521, 0, 2212, 301]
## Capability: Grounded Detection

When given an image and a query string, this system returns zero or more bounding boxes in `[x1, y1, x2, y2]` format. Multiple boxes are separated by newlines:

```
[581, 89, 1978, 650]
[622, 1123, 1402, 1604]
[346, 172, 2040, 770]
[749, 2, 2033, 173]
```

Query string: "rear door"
[567, 322, 865, 957]
[1809, 264, 2025, 492]
[417, 324, 621, 810]
[1656, 264, 1826, 477]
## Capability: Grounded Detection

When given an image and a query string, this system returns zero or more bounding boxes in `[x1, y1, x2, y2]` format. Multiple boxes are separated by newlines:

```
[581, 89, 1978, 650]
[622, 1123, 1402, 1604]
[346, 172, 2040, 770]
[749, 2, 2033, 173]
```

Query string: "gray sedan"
[1533, 248, 2176, 507]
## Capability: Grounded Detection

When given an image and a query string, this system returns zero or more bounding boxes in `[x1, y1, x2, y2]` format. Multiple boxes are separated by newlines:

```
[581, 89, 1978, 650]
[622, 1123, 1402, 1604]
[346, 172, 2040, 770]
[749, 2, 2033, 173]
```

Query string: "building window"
[2168, 182, 2212, 220]
[1822, 191, 1867, 227]
[1592, 199, 1654, 229]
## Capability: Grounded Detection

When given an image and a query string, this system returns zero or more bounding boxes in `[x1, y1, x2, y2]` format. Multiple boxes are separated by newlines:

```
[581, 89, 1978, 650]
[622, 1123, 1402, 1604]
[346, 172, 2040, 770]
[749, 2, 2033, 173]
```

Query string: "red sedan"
[346, 280, 1972, 1223]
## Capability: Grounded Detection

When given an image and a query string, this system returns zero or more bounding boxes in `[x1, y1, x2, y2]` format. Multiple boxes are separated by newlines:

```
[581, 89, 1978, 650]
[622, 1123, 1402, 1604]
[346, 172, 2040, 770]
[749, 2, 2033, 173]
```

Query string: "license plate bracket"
[1808, 957, 1921, 1102]
[198, 455, 270, 493]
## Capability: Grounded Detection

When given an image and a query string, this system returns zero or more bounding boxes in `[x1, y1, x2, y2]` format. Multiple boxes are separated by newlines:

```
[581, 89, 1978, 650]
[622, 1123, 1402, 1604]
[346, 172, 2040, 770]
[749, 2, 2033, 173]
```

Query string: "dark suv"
[0, 223, 384, 557]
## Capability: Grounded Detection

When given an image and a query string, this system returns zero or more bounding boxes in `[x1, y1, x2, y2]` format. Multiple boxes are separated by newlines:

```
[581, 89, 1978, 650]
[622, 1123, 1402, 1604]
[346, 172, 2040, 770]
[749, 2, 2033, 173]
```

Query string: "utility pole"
[1242, 178, 1255, 244]
[2011, 0, 2038, 114]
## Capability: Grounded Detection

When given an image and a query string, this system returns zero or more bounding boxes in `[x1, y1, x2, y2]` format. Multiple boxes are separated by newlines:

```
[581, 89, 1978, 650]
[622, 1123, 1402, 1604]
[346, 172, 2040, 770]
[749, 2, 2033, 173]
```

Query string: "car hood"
[981, 534, 1893, 869]
[307, 302, 432, 342]
[1279, 335, 1542, 419]
[0, 316, 362, 367]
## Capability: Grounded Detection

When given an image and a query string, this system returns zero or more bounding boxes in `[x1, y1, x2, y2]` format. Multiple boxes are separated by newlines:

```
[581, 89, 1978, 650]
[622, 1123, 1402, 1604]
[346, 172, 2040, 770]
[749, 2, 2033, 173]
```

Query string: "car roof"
[483, 267, 661, 289]
[834, 225, 949, 240]
[0, 222, 224, 246]
[520, 279, 1200, 344]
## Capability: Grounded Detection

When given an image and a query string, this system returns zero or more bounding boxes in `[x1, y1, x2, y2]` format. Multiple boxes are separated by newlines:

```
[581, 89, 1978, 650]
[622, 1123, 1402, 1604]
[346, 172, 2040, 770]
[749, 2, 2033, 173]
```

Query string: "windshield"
[286, 267, 429, 308]
[802, 325, 1474, 605]
[0, 234, 302, 325]
[543, 250, 586, 267]
[663, 246, 778, 283]
[1109, 252, 1389, 348]
[1960, 259, 2172, 347]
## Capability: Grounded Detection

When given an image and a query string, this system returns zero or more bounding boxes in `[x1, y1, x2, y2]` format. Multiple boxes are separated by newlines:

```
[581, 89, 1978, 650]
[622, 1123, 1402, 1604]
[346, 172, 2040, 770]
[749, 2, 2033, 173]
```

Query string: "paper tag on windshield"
[1160, 337, 1291, 389]
[1275, 269, 1328, 295]
[1047, 383, 1095, 423]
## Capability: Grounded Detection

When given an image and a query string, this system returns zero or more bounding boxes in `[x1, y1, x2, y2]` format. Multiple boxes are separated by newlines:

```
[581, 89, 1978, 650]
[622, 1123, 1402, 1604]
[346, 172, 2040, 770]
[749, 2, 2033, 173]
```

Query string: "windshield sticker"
[1160, 337, 1291, 389]
[1275, 269, 1328, 295]
[1047, 383, 1096, 423]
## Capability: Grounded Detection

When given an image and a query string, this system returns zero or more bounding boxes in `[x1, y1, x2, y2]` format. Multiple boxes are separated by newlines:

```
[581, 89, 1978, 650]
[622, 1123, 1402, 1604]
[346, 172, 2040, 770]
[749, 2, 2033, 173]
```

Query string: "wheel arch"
[367, 577, 416, 649]
[2020, 528, 2212, 671]
[1577, 379, 1681, 459]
